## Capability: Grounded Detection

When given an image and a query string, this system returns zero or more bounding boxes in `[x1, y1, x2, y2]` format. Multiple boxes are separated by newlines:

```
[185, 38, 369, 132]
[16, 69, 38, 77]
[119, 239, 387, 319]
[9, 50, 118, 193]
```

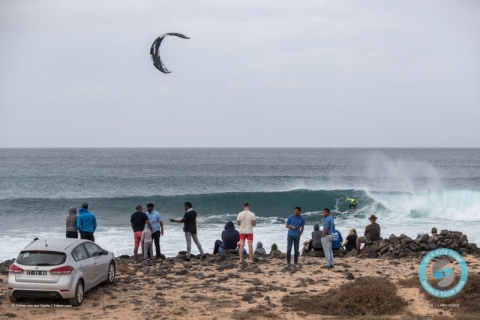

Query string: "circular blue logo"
[418, 248, 468, 298]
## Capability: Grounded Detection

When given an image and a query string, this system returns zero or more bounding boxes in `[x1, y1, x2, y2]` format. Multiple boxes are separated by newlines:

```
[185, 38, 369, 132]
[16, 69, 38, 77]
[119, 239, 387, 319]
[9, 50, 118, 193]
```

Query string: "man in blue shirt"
[331, 228, 343, 250]
[321, 208, 334, 268]
[146, 203, 164, 260]
[285, 206, 305, 268]
[77, 203, 97, 242]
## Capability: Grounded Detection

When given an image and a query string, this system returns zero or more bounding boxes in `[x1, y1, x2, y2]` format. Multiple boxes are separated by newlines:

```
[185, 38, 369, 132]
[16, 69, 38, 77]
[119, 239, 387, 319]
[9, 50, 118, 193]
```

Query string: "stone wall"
[358, 229, 479, 259]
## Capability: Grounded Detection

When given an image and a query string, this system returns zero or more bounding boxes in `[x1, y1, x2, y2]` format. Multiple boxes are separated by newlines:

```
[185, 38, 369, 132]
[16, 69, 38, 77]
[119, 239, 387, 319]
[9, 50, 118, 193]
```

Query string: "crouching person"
[213, 221, 239, 254]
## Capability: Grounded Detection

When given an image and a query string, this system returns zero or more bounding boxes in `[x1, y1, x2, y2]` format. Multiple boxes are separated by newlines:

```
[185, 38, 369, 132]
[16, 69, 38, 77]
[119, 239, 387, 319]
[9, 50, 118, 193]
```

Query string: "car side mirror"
[102, 250, 109, 255]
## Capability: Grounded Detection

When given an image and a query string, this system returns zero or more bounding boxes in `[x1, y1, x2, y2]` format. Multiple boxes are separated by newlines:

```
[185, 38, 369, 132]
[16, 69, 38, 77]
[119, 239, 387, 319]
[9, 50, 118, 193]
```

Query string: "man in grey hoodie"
[66, 206, 78, 239]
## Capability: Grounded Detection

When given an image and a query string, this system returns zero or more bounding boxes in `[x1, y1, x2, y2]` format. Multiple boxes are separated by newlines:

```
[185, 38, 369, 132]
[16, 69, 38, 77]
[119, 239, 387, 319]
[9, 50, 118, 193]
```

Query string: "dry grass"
[282, 277, 407, 316]
[231, 308, 279, 320]
[397, 275, 420, 288]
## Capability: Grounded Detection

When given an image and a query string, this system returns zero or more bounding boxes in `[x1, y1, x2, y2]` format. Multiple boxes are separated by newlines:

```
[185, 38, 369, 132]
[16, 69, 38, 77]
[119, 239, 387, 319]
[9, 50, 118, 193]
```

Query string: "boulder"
[468, 243, 478, 251]
[408, 242, 420, 252]
[401, 237, 413, 245]
[307, 251, 325, 258]
[449, 241, 459, 250]
[428, 235, 438, 243]
[389, 234, 399, 244]
[420, 234, 429, 243]
[419, 243, 430, 251]
[379, 246, 389, 255]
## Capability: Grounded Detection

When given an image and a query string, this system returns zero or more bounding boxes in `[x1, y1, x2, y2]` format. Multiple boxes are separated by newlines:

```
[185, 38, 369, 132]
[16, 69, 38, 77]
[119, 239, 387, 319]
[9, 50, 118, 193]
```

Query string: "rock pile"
[359, 229, 479, 259]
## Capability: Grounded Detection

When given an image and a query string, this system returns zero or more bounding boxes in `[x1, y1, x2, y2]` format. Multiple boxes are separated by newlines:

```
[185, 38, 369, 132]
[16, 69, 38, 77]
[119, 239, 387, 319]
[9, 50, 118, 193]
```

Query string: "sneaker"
[143, 260, 147, 265]
[294, 263, 301, 268]
[284, 263, 291, 268]
[183, 257, 191, 261]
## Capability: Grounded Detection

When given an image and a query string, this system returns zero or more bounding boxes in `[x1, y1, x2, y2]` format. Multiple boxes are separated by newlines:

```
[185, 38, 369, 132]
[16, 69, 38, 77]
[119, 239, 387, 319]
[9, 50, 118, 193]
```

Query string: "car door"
[83, 242, 106, 286]
[72, 244, 95, 291]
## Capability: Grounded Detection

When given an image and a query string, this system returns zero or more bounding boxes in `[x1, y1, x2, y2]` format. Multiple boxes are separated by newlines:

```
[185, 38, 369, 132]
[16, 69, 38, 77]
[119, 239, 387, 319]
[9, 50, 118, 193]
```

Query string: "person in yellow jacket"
[346, 197, 358, 210]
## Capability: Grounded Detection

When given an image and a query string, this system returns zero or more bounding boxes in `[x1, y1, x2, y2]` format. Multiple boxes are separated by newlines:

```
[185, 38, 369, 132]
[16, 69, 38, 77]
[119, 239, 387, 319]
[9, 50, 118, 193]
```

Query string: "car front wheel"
[69, 280, 84, 306]
[105, 261, 115, 284]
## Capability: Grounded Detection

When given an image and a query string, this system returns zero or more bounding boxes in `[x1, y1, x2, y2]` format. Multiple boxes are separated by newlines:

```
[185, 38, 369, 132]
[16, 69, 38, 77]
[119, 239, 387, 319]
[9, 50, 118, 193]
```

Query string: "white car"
[7, 238, 115, 306]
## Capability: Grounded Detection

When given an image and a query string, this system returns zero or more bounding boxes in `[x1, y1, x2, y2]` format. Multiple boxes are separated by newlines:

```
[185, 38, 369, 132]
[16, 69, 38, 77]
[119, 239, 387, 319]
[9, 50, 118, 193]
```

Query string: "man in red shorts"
[131, 204, 152, 263]
[236, 202, 256, 264]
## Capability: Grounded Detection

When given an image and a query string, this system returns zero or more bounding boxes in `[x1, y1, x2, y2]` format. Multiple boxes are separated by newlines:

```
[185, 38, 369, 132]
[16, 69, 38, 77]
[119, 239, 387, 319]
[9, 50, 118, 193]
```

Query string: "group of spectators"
[66, 201, 381, 268]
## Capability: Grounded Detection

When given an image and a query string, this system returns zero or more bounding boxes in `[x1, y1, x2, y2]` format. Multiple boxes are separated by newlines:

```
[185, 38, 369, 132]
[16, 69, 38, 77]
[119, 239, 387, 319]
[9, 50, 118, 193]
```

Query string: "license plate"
[27, 270, 47, 275]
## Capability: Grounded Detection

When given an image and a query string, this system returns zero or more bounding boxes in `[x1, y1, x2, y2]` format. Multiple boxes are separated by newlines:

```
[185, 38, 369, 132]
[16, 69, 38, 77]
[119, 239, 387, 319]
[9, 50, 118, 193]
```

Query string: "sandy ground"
[1, 253, 479, 320]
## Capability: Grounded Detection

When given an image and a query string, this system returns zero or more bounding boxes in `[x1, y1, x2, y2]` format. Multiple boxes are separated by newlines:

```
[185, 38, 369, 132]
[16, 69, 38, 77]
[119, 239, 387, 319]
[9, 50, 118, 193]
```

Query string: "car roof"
[23, 238, 88, 252]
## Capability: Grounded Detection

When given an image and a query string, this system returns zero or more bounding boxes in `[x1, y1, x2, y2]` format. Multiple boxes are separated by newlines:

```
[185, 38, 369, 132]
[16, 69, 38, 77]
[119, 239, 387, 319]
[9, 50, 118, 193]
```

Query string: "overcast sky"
[0, 0, 479, 147]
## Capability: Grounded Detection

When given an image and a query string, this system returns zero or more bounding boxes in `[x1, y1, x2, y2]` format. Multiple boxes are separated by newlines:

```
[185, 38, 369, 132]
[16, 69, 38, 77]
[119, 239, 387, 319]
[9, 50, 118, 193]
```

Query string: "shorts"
[134, 231, 142, 247]
[358, 236, 367, 243]
[239, 233, 253, 245]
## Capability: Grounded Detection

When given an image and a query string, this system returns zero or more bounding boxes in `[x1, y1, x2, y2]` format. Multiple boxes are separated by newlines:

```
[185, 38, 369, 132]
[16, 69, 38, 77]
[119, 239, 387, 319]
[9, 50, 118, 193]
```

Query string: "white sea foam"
[2, 214, 479, 263]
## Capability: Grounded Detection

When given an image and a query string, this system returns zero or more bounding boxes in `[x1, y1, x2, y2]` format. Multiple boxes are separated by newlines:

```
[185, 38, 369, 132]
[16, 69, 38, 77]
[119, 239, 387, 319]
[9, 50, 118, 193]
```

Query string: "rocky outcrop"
[356, 229, 479, 259]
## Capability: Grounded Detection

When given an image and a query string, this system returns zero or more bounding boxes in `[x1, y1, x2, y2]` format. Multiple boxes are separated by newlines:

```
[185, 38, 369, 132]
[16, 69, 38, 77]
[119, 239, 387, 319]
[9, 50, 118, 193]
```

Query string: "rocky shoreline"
[1, 230, 480, 319]
[305, 229, 480, 260]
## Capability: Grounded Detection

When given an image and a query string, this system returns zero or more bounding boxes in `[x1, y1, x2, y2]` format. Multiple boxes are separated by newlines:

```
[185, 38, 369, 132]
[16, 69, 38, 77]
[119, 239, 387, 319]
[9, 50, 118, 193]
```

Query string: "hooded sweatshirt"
[77, 208, 97, 233]
[66, 206, 78, 232]
[221, 221, 239, 250]
[254, 242, 266, 256]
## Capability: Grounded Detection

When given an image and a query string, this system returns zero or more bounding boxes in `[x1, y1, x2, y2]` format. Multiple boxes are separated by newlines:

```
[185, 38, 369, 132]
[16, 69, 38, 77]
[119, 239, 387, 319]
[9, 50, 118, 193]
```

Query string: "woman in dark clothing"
[344, 229, 358, 251]
[213, 221, 240, 254]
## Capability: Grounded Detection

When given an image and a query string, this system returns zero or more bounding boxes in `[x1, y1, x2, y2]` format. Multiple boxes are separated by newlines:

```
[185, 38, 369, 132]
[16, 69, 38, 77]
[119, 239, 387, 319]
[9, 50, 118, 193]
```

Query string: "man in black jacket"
[213, 221, 240, 254]
[170, 202, 205, 261]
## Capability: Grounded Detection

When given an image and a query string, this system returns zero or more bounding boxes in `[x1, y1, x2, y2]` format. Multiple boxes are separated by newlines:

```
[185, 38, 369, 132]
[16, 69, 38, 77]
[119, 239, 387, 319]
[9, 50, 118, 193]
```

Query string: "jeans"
[150, 230, 161, 258]
[286, 235, 300, 264]
[321, 234, 334, 267]
[66, 231, 78, 239]
[185, 232, 204, 259]
[80, 232, 95, 242]
[213, 240, 223, 254]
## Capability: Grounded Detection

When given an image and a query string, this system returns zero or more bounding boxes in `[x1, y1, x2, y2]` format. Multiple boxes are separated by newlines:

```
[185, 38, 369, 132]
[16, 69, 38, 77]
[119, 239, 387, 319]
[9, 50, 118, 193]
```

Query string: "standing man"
[356, 214, 381, 251]
[146, 203, 164, 260]
[236, 202, 256, 264]
[321, 208, 334, 268]
[131, 204, 152, 263]
[77, 203, 97, 242]
[170, 202, 205, 261]
[285, 206, 305, 268]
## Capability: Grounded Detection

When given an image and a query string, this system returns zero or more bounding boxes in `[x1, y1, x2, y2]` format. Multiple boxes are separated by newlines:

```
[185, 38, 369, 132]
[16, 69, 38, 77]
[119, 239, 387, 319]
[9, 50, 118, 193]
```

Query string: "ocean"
[1, 148, 479, 261]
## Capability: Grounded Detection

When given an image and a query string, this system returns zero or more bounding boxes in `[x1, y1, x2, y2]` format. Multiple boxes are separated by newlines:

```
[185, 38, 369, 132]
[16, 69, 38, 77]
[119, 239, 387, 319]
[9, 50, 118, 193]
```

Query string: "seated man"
[331, 227, 343, 250]
[213, 221, 239, 254]
[302, 224, 323, 255]
[356, 214, 381, 251]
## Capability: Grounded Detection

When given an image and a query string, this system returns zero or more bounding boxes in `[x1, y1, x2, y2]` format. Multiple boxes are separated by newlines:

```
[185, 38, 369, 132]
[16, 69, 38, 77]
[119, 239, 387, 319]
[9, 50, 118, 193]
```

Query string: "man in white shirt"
[236, 201, 256, 264]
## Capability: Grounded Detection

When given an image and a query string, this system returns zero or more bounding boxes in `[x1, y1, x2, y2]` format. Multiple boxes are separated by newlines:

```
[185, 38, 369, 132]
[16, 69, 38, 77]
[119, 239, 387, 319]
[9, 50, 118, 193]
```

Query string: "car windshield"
[16, 251, 67, 266]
